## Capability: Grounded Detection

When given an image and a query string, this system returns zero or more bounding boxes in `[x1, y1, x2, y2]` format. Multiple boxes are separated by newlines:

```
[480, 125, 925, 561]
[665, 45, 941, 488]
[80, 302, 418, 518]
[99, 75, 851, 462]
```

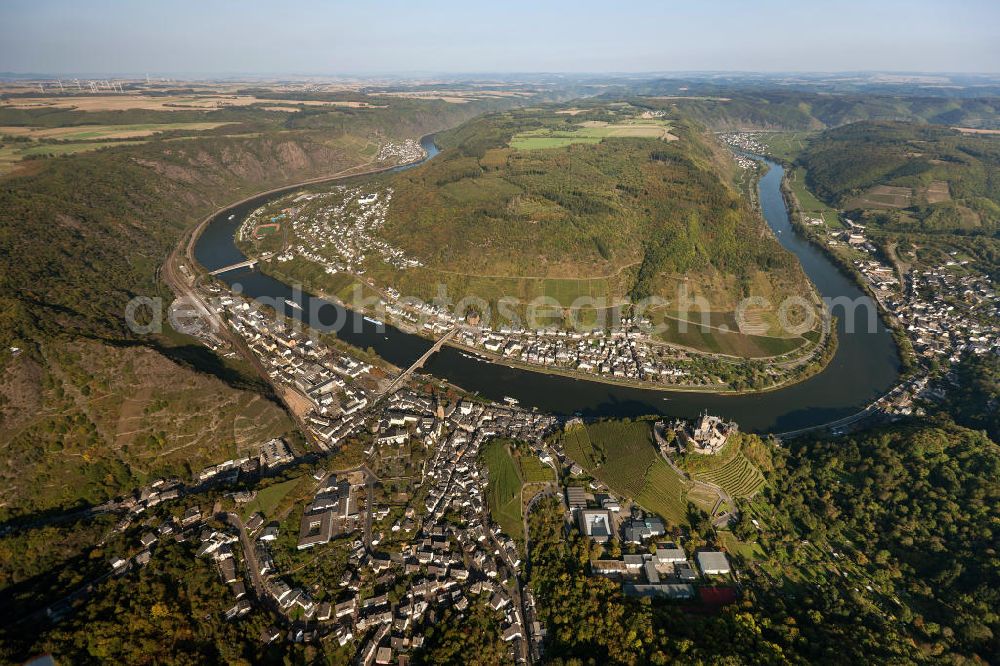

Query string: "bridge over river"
[208, 253, 273, 276]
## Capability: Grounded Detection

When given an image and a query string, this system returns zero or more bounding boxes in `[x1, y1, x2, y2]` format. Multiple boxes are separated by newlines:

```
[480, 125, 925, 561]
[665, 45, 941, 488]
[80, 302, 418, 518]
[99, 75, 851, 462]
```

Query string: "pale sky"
[1, 0, 997, 75]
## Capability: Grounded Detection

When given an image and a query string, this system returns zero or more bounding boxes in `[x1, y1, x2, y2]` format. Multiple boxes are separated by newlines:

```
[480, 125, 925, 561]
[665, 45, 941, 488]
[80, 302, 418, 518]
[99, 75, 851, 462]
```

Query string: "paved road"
[226, 512, 267, 598]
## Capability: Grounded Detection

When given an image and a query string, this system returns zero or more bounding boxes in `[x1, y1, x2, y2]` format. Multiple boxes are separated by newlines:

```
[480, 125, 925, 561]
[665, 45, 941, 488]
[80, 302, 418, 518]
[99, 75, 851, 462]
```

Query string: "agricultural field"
[0, 94, 381, 113]
[695, 456, 765, 498]
[799, 120, 999, 231]
[753, 131, 816, 162]
[0, 122, 234, 140]
[557, 420, 689, 524]
[787, 166, 843, 227]
[509, 119, 676, 150]
[518, 454, 555, 483]
[0, 140, 145, 174]
[481, 440, 524, 540]
[845, 184, 914, 210]
[656, 313, 808, 358]
[635, 458, 689, 524]
[923, 180, 951, 204]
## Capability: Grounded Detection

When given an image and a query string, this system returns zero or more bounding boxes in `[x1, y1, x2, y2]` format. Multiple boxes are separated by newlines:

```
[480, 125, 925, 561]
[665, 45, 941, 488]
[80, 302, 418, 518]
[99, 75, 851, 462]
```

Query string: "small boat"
[228, 214, 235, 221]
[503, 396, 519, 405]
[284, 298, 302, 311]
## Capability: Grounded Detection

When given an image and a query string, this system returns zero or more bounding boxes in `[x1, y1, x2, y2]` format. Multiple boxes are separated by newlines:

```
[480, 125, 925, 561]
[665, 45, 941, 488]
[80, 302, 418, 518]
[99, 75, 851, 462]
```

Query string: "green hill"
[366, 104, 812, 334]
[633, 91, 1000, 132]
[798, 121, 1000, 231]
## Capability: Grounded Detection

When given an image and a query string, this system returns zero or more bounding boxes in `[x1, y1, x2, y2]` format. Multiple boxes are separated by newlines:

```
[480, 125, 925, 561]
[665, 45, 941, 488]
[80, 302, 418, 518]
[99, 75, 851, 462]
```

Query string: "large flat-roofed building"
[297, 509, 336, 550]
[655, 543, 687, 564]
[565, 486, 588, 511]
[696, 550, 732, 576]
[578, 509, 613, 542]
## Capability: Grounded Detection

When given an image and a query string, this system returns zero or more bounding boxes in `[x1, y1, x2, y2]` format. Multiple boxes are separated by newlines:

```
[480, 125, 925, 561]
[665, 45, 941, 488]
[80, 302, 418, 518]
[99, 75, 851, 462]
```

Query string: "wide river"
[194, 135, 900, 433]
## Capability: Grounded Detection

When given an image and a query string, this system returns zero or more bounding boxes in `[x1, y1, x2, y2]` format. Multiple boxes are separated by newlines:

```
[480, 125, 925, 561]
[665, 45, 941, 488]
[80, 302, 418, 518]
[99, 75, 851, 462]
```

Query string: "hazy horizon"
[2, 0, 998, 76]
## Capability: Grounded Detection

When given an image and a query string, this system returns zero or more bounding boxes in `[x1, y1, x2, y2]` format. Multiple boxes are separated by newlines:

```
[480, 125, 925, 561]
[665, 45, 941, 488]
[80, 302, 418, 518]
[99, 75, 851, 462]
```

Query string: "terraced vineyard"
[636, 459, 688, 524]
[561, 424, 603, 471]
[556, 419, 690, 524]
[693, 455, 765, 498]
[580, 421, 656, 498]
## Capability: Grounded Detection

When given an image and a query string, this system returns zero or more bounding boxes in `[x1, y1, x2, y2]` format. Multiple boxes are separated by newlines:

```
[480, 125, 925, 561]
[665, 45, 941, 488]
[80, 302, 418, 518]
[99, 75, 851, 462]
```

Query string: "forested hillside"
[766, 418, 999, 661]
[376, 104, 808, 316]
[633, 91, 1000, 131]
[0, 95, 526, 518]
[523, 411, 1000, 664]
[797, 121, 1000, 231]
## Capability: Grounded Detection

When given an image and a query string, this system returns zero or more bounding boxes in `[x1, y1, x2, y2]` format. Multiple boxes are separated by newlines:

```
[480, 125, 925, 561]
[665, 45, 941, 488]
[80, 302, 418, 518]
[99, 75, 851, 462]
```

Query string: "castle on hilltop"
[660, 412, 737, 456]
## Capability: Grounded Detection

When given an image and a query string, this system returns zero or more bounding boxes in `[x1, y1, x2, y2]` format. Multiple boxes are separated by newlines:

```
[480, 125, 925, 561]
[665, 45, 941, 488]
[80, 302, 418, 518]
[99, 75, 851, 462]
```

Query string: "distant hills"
[798, 121, 1000, 231]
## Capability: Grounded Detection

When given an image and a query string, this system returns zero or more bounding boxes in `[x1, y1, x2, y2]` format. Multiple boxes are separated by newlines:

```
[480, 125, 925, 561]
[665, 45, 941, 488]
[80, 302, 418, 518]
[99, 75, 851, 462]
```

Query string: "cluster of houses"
[230, 143, 815, 392]
[269, 186, 422, 274]
[375, 138, 424, 165]
[104, 380, 560, 662]
[104, 437, 299, 557]
[221, 295, 376, 449]
[838, 225, 998, 363]
[567, 486, 735, 600]
[455, 318, 708, 385]
[721, 131, 998, 392]
[720, 132, 767, 161]
[216, 388, 558, 662]
[375, 296, 776, 388]
[892, 265, 997, 363]
[106, 262, 748, 662]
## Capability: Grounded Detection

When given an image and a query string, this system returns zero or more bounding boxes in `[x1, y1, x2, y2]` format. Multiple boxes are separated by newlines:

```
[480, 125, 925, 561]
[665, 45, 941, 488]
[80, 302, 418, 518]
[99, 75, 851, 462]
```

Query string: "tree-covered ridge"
[16, 540, 277, 664]
[797, 121, 1000, 231]
[631, 91, 1000, 132]
[766, 419, 1000, 661]
[943, 354, 1000, 441]
[378, 105, 807, 309]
